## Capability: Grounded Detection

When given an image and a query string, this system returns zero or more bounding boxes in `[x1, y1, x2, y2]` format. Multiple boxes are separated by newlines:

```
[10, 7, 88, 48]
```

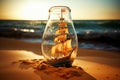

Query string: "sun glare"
[21, 2, 49, 20]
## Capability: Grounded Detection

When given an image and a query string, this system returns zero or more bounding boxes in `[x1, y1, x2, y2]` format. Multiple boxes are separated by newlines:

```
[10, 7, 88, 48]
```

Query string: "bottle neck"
[49, 12, 72, 22]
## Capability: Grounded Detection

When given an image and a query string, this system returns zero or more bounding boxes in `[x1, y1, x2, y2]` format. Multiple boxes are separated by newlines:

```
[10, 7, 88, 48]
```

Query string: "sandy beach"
[0, 37, 120, 80]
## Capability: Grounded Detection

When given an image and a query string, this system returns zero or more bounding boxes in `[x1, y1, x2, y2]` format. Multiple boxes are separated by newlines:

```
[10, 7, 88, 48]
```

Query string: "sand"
[0, 37, 120, 80]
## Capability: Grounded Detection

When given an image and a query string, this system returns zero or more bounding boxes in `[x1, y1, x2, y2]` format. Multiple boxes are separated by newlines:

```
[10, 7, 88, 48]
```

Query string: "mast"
[51, 8, 73, 58]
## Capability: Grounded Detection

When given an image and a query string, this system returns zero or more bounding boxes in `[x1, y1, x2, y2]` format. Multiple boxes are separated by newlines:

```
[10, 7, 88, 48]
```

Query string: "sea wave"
[0, 20, 120, 51]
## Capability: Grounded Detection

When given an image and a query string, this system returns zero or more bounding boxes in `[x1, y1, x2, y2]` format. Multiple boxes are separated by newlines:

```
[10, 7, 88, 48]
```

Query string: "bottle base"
[46, 56, 73, 67]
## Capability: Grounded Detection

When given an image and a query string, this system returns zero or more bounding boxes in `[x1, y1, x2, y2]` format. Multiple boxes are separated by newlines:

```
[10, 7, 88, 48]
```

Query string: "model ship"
[48, 8, 75, 67]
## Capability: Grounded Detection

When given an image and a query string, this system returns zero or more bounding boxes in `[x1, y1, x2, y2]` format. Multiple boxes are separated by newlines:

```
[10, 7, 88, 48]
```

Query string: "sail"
[54, 34, 67, 43]
[51, 39, 73, 57]
[51, 43, 63, 57]
[51, 46, 56, 56]
[58, 22, 67, 27]
[63, 39, 73, 55]
[55, 28, 68, 35]
[63, 39, 72, 50]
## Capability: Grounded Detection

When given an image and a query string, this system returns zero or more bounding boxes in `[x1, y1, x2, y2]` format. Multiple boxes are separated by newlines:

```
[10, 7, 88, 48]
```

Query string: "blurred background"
[0, 0, 120, 51]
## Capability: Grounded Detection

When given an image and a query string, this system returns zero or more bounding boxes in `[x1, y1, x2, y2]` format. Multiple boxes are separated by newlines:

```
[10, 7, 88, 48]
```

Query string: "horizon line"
[0, 19, 120, 21]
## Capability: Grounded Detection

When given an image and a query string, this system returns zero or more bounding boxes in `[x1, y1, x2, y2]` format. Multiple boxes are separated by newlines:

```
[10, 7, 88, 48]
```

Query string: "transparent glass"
[41, 6, 78, 67]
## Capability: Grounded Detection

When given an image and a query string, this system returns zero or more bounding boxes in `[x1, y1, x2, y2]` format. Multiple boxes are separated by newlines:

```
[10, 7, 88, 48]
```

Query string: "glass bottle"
[41, 6, 78, 67]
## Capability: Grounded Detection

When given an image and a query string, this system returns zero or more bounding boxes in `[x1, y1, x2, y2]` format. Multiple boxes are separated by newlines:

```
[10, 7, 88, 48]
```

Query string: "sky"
[0, 0, 120, 20]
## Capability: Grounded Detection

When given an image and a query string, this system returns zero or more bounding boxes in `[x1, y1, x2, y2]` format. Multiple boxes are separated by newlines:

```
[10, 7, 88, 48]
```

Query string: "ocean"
[0, 20, 120, 51]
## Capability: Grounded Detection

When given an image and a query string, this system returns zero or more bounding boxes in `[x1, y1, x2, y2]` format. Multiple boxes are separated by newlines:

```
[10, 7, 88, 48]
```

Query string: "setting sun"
[21, 1, 49, 20]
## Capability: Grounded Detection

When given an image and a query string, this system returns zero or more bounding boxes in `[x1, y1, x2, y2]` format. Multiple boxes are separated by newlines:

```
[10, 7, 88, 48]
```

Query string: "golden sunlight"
[21, 2, 49, 20]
